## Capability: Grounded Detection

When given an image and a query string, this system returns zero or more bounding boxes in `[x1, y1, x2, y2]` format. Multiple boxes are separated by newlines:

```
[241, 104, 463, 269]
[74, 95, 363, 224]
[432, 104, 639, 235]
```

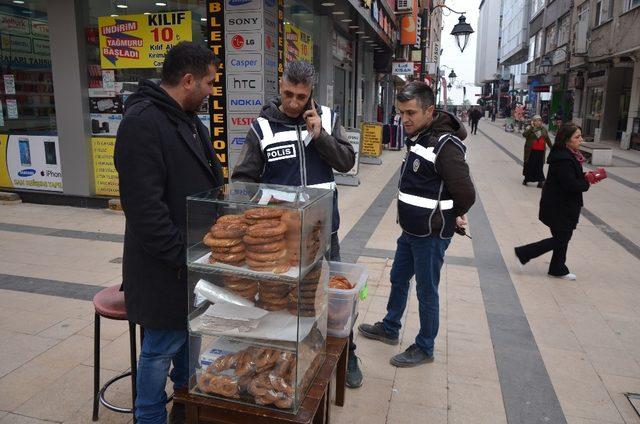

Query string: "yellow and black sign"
[208, 0, 229, 180]
[360, 123, 383, 158]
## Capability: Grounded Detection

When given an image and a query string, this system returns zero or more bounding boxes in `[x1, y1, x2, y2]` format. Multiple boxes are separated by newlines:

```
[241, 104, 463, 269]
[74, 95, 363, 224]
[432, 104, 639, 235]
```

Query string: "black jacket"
[539, 147, 589, 230]
[114, 80, 223, 330]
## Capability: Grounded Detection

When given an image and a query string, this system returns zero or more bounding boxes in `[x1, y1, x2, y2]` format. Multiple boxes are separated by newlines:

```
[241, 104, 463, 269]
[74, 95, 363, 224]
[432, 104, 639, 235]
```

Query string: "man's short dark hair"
[283, 60, 316, 86]
[397, 82, 435, 110]
[161, 41, 220, 86]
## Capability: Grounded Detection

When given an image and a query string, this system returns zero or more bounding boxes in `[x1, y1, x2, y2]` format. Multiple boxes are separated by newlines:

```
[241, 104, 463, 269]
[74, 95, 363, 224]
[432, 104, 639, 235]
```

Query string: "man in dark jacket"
[469, 107, 482, 135]
[359, 82, 475, 367]
[231, 60, 362, 387]
[114, 42, 223, 424]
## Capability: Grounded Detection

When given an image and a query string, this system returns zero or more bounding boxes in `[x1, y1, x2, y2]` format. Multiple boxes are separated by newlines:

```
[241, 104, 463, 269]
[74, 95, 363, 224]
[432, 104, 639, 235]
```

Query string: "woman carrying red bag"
[522, 115, 552, 187]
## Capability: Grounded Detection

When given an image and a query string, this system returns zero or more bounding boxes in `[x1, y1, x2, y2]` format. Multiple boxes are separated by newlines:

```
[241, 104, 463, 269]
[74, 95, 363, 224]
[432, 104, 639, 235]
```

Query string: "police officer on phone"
[232, 60, 362, 387]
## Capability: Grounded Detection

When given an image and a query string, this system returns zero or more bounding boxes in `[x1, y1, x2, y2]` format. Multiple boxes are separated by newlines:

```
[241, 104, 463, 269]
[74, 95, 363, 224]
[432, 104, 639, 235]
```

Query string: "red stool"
[92, 285, 139, 422]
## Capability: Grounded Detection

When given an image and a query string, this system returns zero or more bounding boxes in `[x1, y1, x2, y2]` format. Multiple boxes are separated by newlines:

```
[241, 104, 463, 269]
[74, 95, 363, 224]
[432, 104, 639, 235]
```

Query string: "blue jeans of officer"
[382, 232, 450, 355]
[135, 329, 188, 423]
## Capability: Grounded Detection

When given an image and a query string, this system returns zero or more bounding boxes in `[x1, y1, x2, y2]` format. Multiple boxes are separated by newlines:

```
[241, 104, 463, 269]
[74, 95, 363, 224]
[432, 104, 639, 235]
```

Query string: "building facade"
[0, 0, 398, 200]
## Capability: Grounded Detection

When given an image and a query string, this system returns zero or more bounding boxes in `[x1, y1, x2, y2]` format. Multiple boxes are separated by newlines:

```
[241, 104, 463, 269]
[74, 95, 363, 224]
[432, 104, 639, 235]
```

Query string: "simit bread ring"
[247, 218, 282, 227]
[243, 233, 285, 245]
[245, 239, 286, 253]
[245, 249, 287, 262]
[210, 251, 246, 262]
[204, 234, 242, 247]
[216, 214, 247, 224]
[206, 375, 240, 398]
[246, 221, 287, 238]
[210, 222, 247, 239]
[244, 208, 285, 220]
[211, 243, 245, 253]
[208, 255, 245, 266]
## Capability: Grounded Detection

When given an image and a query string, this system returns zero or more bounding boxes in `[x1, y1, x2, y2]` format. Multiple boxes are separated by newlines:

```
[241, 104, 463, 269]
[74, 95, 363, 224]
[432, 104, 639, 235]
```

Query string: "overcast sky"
[439, 0, 481, 105]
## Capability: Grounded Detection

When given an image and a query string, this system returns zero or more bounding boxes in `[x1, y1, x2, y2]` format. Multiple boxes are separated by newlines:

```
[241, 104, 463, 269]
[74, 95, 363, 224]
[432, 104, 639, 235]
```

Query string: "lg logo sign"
[226, 33, 261, 52]
[231, 34, 245, 49]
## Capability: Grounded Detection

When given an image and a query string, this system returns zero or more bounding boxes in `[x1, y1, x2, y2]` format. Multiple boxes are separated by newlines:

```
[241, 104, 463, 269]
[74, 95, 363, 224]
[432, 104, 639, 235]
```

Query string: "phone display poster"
[0, 135, 63, 192]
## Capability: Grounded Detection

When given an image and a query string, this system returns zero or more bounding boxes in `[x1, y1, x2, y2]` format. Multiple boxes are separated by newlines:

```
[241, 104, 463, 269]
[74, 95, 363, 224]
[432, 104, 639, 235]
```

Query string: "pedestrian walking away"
[522, 114, 552, 187]
[358, 81, 476, 368]
[231, 60, 363, 387]
[514, 123, 606, 280]
[469, 106, 482, 135]
[114, 42, 223, 424]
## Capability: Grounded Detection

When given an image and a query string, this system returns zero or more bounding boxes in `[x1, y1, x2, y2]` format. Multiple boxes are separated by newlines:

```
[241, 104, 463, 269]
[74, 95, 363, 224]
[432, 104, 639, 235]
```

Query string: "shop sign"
[91, 137, 118, 196]
[30, 20, 48, 37]
[265, 32, 276, 53]
[360, 123, 383, 158]
[265, 74, 277, 93]
[284, 22, 313, 63]
[3, 74, 16, 95]
[90, 113, 122, 136]
[1, 34, 31, 53]
[6, 99, 18, 119]
[265, 54, 277, 70]
[227, 53, 263, 72]
[228, 114, 255, 132]
[208, 0, 229, 179]
[98, 12, 193, 69]
[226, 32, 262, 52]
[226, 12, 262, 31]
[392, 61, 414, 75]
[0, 134, 63, 192]
[225, 0, 263, 11]
[0, 13, 29, 35]
[227, 93, 264, 111]
[32, 38, 49, 55]
[334, 129, 360, 176]
[431, 41, 440, 62]
[264, 14, 277, 32]
[228, 132, 247, 148]
[277, 0, 284, 81]
[227, 74, 263, 92]
[400, 13, 417, 45]
[414, 16, 422, 49]
[533, 85, 550, 92]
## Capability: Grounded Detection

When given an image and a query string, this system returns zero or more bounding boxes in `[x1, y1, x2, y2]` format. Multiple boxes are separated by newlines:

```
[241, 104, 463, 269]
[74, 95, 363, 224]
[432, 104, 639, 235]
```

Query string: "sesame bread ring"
[211, 243, 245, 254]
[210, 251, 246, 262]
[247, 219, 282, 227]
[258, 296, 289, 307]
[244, 208, 285, 220]
[206, 236, 242, 248]
[208, 255, 245, 266]
[245, 249, 287, 263]
[210, 222, 247, 239]
[246, 221, 287, 238]
[216, 214, 247, 225]
[248, 262, 291, 274]
[243, 233, 285, 245]
[246, 239, 286, 253]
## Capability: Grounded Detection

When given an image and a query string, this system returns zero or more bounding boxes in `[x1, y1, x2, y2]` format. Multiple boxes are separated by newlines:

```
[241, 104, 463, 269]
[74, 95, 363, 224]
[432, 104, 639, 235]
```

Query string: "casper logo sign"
[226, 32, 261, 52]
[226, 0, 262, 10]
[227, 75, 263, 92]
[228, 93, 264, 111]
[226, 12, 262, 31]
[227, 53, 263, 72]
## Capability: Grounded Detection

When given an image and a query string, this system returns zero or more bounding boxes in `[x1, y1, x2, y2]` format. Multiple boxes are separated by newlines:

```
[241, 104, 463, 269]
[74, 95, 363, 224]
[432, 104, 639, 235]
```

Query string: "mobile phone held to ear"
[305, 90, 314, 112]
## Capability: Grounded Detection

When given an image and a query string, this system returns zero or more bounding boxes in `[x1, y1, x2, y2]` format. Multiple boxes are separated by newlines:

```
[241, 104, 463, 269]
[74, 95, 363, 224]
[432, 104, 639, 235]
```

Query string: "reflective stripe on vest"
[410, 144, 436, 163]
[307, 181, 336, 190]
[257, 105, 333, 152]
[398, 190, 453, 210]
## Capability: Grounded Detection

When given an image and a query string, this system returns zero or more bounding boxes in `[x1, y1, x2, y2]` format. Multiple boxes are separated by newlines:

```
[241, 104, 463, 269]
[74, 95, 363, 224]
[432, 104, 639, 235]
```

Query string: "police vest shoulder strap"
[433, 133, 466, 156]
[320, 106, 333, 134]
[256, 117, 276, 151]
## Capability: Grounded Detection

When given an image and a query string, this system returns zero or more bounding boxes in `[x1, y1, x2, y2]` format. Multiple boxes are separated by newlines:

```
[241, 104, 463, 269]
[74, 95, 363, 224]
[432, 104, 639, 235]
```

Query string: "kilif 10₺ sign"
[98, 12, 192, 69]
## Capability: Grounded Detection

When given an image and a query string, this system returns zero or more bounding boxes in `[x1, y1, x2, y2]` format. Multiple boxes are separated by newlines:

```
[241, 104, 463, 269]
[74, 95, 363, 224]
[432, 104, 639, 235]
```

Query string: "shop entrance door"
[334, 66, 346, 123]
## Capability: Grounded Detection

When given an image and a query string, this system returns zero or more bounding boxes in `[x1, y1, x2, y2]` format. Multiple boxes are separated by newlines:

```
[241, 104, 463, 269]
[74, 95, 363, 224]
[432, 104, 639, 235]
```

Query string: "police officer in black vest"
[359, 82, 475, 367]
[232, 61, 362, 386]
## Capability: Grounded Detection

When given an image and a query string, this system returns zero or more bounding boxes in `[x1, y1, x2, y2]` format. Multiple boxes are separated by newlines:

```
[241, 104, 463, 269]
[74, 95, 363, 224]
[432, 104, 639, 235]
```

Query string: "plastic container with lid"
[327, 261, 368, 337]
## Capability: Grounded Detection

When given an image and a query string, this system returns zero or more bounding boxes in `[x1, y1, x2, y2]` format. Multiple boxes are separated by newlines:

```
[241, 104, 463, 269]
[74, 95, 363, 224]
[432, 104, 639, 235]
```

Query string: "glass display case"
[186, 182, 333, 412]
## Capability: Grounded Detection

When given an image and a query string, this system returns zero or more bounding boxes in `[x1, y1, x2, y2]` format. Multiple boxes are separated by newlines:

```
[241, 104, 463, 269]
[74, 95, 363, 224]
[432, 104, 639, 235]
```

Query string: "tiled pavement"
[1, 118, 639, 423]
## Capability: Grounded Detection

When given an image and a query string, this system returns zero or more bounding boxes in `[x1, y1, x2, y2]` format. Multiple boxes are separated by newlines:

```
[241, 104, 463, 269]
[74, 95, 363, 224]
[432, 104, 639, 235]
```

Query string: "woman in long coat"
[514, 123, 592, 280]
[521, 114, 552, 187]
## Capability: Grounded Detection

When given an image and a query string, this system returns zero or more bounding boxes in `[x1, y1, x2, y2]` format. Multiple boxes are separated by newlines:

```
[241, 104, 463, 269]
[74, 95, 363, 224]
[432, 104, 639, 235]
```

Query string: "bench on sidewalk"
[579, 142, 613, 166]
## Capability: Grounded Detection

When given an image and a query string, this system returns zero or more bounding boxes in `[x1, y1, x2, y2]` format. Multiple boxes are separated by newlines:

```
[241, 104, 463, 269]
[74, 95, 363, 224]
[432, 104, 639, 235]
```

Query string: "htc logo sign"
[233, 78, 257, 89]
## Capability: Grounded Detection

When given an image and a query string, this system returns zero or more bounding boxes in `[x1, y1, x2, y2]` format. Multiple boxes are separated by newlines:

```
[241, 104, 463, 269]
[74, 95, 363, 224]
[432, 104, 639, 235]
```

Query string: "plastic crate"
[327, 261, 368, 337]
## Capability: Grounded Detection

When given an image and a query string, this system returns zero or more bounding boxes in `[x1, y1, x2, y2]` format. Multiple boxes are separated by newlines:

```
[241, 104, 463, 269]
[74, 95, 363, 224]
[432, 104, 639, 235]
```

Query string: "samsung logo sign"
[228, 0, 252, 5]
[18, 168, 36, 177]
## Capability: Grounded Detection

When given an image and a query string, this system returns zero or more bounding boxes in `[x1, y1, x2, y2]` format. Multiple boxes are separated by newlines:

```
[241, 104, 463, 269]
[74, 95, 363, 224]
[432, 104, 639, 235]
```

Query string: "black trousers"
[515, 228, 573, 276]
[470, 120, 478, 134]
[328, 232, 357, 357]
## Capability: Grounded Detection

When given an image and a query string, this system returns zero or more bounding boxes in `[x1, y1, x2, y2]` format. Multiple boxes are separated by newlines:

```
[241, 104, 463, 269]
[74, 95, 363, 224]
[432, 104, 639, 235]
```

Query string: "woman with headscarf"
[521, 114, 552, 187]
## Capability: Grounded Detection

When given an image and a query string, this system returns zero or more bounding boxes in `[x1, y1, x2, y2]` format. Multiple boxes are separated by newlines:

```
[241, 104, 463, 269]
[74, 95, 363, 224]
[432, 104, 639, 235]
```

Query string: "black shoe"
[537, 181, 544, 188]
[522, 179, 527, 186]
[346, 354, 363, 388]
[358, 322, 399, 345]
[390, 344, 433, 368]
[168, 403, 185, 424]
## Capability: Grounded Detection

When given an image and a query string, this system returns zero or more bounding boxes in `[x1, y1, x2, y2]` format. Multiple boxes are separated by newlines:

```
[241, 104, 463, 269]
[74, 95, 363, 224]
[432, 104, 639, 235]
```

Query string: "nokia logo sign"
[266, 144, 297, 162]
[230, 98, 262, 106]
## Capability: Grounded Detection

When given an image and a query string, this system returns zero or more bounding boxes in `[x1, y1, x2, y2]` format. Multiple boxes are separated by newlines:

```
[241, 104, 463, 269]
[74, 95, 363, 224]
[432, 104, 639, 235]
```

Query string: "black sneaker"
[346, 354, 363, 388]
[358, 322, 399, 345]
[390, 344, 433, 367]
[537, 181, 544, 188]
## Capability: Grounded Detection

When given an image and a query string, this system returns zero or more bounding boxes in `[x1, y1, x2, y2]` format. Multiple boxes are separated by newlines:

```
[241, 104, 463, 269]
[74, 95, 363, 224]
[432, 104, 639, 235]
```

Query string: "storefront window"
[0, 0, 55, 135]
[587, 86, 604, 120]
[82, 0, 207, 196]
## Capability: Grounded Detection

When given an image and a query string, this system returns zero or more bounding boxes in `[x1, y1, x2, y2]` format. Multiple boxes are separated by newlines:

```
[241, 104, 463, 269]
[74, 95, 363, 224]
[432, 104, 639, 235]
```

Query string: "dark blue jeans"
[382, 232, 450, 355]
[135, 329, 189, 424]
